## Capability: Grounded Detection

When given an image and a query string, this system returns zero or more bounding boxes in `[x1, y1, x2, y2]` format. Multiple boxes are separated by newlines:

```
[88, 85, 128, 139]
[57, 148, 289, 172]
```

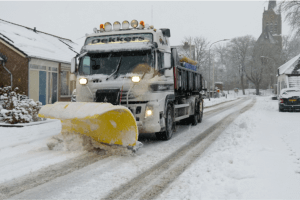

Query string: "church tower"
[262, 0, 282, 47]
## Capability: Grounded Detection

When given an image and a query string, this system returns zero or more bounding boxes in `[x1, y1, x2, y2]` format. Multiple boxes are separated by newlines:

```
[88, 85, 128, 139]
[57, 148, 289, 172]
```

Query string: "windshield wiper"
[106, 56, 122, 81]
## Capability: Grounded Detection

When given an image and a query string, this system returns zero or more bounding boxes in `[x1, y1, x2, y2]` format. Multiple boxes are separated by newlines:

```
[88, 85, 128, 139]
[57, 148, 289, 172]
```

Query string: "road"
[0, 97, 255, 199]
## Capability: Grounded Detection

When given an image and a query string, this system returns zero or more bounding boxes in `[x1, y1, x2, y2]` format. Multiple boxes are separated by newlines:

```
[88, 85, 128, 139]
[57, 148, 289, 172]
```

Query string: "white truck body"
[72, 24, 205, 138]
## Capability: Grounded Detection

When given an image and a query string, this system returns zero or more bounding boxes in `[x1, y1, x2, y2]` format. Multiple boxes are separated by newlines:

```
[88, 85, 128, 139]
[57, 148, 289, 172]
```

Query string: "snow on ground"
[0, 120, 84, 184]
[1, 98, 253, 199]
[204, 95, 237, 108]
[160, 95, 300, 199]
[3, 94, 298, 199]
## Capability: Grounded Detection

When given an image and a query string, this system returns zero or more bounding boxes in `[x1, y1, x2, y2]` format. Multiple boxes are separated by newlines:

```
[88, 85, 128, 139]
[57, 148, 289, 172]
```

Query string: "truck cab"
[72, 20, 205, 140]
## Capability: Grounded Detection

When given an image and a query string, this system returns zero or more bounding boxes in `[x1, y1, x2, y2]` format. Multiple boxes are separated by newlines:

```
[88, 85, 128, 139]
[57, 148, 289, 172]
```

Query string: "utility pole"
[208, 39, 229, 100]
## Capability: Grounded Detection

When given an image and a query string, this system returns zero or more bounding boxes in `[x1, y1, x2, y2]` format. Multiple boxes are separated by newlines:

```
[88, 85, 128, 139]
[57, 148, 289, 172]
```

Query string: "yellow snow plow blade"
[38, 102, 138, 147]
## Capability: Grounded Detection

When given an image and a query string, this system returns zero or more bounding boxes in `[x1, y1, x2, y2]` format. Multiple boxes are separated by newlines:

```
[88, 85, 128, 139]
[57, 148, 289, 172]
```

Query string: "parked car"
[278, 88, 300, 112]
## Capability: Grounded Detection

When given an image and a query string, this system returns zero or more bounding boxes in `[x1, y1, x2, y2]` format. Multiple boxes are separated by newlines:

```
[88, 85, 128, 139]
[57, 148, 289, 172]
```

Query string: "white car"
[278, 88, 300, 112]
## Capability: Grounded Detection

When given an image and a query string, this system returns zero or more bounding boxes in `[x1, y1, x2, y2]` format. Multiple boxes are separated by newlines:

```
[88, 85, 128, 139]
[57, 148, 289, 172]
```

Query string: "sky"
[0, 1, 291, 47]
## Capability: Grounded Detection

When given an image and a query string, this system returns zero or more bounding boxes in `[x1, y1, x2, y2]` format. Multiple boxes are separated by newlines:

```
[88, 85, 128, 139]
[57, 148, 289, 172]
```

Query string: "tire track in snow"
[0, 152, 109, 199]
[203, 97, 246, 116]
[0, 97, 247, 199]
[104, 98, 256, 200]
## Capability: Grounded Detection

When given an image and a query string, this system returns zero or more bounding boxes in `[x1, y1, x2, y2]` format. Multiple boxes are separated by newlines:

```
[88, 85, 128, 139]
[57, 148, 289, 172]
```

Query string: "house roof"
[278, 54, 300, 75]
[0, 19, 79, 64]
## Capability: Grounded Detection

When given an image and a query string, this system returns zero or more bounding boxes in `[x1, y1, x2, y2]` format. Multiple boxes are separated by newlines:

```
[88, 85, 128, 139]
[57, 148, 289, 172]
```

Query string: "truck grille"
[95, 89, 120, 105]
[120, 91, 135, 100]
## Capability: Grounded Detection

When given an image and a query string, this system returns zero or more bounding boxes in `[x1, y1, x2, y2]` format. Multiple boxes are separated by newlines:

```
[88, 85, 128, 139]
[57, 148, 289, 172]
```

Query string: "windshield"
[79, 50, 153, 76]
[281, 89, 300, 95]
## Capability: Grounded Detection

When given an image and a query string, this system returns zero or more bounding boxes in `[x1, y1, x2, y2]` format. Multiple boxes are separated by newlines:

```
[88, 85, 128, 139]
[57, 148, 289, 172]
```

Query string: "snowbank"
[160, 96, 300, 199]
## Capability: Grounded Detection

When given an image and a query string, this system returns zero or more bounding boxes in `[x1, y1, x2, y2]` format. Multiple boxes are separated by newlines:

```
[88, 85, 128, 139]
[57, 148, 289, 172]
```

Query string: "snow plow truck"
[38, 20, 206, 148]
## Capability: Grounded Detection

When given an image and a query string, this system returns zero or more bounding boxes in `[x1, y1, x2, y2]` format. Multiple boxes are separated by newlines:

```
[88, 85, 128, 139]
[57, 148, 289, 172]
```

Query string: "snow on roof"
[278, 54, 300, 75]
[0, 19, 78, 64]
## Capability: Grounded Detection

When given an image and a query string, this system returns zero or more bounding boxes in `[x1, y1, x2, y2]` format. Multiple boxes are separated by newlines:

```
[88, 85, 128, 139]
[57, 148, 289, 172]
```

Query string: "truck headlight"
[79, 78, 88, 85]
[145, 106, 153, 118]
[132, 76, 141, 83]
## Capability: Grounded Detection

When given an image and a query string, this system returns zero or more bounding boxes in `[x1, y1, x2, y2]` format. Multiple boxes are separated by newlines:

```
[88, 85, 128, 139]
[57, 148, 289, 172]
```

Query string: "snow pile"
[0, 86, 43, 124]
[160, 96, 300, 199]
[47, 132, 134, 156]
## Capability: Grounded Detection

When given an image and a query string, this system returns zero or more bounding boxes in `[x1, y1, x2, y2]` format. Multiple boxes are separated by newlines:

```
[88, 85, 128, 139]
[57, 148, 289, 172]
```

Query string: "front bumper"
[125, 102, 162, 134]
[279, 104, 300, 111]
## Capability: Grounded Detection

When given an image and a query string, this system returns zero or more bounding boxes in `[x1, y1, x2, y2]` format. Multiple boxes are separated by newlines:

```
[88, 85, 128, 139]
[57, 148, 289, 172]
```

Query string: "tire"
[190, 101, 199, 126]
[279, 106, 283, 112]
[156, 104, 174, 140]
[198, 100, 203, 123]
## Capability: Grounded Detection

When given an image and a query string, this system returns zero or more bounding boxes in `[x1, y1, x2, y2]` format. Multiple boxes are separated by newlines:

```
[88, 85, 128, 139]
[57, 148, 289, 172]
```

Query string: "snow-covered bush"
[0, 86, 43, 124]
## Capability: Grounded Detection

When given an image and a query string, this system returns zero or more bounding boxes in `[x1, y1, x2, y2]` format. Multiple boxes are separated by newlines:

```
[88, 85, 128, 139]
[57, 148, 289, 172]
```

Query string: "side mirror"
[71, 57, 76, 73]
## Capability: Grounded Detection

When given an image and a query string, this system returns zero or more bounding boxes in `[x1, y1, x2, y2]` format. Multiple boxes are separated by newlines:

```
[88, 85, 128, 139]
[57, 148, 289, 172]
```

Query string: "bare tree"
[278, 1, 300, 36]
[180, 36, 210, 81]
[227, 35, 256, 95]
[281, 35, 300, 63]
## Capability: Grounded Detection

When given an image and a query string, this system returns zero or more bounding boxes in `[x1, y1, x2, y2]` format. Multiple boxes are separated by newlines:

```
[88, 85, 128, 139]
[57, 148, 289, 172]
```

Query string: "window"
[157, 51, 164, 69]
[79, 50, 153, 76]
[29, 64, 46, 70]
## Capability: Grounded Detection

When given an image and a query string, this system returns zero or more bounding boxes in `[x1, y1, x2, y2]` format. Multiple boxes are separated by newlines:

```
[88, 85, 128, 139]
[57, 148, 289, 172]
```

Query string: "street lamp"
[208, 39, 229, 100]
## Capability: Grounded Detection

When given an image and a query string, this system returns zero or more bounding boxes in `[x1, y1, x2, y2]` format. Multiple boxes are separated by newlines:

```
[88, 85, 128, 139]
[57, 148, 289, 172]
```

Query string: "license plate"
[289, 99, 297, 102]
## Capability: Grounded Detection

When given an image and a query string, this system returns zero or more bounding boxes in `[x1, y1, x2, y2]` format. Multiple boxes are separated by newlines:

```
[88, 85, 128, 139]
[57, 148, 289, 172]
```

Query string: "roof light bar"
[131, 20, 138, 28]
[138, 20, 145, 29]
[113, 21, 121, 31]
[100, 24, 104, 32]
[122, 20, 130, 29]
[104, 22, 112, 32]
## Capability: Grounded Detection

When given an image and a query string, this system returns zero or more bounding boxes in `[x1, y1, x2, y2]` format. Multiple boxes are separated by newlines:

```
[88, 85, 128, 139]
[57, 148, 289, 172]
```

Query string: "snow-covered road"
[159, 96, 300, 199]
[1, 96, 299, 199]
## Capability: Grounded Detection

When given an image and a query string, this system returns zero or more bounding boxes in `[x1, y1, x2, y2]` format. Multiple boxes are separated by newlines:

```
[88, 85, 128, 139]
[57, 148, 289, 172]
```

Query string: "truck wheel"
[190, 102, 198, 126]
[198, 100, 203, 123]
[156, 104, 173, 140]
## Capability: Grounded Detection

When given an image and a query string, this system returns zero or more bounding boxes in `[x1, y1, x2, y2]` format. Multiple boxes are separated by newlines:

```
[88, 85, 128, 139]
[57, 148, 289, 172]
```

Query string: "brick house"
[277, 54, 300, 94]
[0, 19, 78, 104]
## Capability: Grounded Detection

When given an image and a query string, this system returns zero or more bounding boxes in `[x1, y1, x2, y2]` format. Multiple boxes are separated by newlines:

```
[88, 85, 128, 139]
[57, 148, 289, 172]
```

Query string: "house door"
[39, 71, 46, 105]
[52, 73, 57, 103]
[47, 72, 58, 104]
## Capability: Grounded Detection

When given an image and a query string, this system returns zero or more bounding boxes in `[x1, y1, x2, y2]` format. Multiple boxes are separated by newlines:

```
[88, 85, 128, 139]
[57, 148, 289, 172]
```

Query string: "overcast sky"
[0, 1, 291, 47]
